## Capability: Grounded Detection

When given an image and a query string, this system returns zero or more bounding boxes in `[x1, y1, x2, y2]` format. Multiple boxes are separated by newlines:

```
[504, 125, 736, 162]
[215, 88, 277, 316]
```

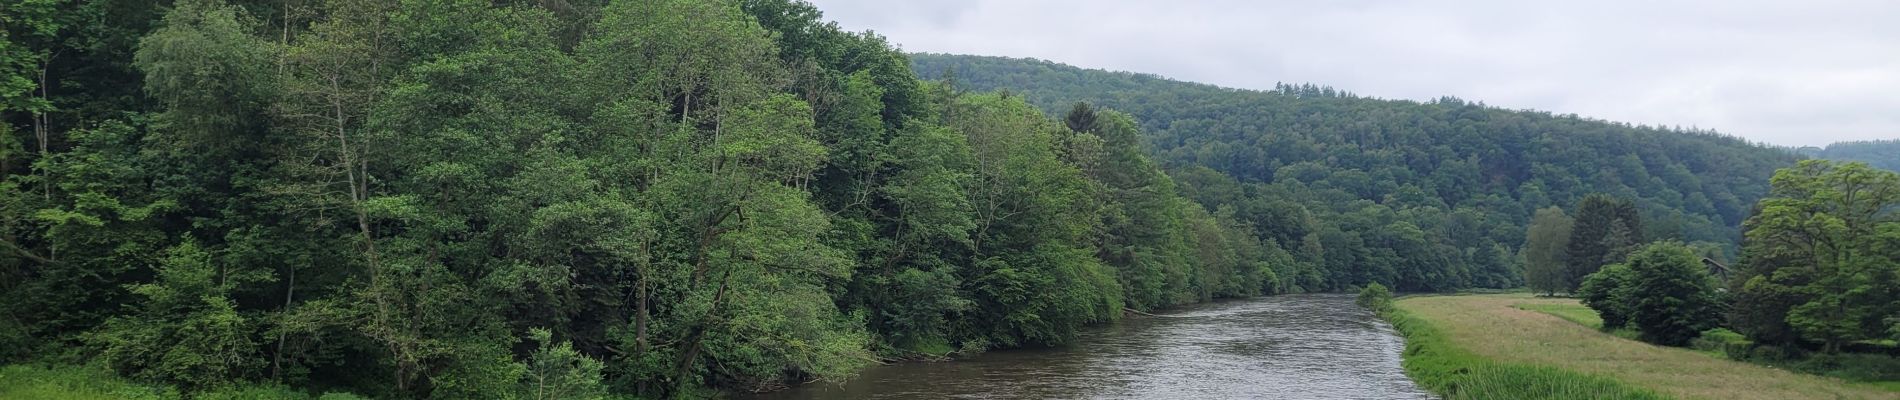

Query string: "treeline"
[1549, 160, 1898, 369]
[0, 0, 1284, 398]
[1796, 139, 1900, 172]
[913, 54, 1800, 293]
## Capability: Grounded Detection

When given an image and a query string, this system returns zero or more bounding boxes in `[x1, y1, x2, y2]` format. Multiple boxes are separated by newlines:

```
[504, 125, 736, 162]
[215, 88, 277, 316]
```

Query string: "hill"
[913, 54, 1803, 291]
[1797, 139, 1900, 171]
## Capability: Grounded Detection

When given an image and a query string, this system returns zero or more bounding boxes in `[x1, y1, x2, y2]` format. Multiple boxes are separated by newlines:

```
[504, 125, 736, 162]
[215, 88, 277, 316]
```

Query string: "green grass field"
[1513, 298, 1900, 392]
[1396, 293, 1896, 400]
[1511, 302, 1642, 340]
[1383, 306, 1666, 400]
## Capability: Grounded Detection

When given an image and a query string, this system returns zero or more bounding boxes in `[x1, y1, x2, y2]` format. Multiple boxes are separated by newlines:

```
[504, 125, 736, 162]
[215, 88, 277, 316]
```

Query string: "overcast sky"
[805, 0, 1899, 147]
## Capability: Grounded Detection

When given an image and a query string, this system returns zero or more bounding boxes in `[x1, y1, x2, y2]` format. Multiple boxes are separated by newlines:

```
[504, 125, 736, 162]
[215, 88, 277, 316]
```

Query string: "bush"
[1356, 283, 1394, 313]
[1625, 242, 1722, 346]
[1577, 242, 1722, 347]
[1690, 328, 1749, 355]
[1575, 264, 1635, 330]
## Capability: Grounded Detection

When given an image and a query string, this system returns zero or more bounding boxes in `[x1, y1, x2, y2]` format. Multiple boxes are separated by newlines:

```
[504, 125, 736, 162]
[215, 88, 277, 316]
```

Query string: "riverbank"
[0, 363, 365, 400]
[1395, 293, 1894, 400]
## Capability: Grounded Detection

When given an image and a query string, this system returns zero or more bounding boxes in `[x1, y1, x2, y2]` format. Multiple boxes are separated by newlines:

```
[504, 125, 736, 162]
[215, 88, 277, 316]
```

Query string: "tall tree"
[1732, 160, 1900, 352]
[1523, 206, 1573, 295]
[1564, 194, 1642, 291]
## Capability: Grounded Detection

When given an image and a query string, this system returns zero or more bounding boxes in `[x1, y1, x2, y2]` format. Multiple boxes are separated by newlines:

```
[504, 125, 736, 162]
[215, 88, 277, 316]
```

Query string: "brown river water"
[749, 293, 1435, 399]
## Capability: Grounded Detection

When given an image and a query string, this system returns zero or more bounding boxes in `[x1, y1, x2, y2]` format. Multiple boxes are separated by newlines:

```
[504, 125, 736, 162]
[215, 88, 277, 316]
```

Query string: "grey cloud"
[806, 0, 1900, 146]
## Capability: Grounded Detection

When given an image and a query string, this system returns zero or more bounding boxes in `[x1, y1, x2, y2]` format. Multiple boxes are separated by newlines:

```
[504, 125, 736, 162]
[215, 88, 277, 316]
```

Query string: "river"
[750, 293, 1435, 399]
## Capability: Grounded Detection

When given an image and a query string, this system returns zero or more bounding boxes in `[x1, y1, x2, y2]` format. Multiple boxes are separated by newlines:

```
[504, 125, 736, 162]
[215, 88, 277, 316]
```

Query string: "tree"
[86, 241, 262, 390]
[1565, 194, 1642, 291]
[1732, 160, 1900, 352]
[518, 328, 607, 400]
[134, 0, 277, 154]
[1626, 242, 1722, 346]
[1523, 206, 1573, 295]
[912, 54, 1799, 295]
[5, 0, 1841, 397]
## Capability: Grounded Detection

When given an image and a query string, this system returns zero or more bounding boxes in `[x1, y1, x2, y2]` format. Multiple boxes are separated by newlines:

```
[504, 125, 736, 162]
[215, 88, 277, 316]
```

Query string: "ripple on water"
[748, 294, 1436, 400]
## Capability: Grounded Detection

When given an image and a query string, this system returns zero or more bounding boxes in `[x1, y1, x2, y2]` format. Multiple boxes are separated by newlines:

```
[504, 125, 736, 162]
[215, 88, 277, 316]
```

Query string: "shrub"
[1625, 242, 1722, 346]
[1690, 328, 1750, 355]
[1357, 283, 1394, 313]
[1575, 264, 1635, 330]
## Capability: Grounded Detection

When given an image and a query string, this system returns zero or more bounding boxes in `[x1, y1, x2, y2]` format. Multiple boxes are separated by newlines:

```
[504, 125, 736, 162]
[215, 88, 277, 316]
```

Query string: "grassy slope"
[1399, 294, 1894, 400]
[1516, 299, 1900, 391]
[1384, 306, 1665, 399]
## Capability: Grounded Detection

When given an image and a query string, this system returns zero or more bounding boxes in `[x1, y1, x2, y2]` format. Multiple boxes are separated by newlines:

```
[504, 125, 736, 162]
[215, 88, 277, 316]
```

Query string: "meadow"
[1396, 293, 1895, 400]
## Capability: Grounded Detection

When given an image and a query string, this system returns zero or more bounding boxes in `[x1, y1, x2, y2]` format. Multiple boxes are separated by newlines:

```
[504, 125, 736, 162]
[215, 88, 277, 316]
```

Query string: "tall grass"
[1383, 307, 1667, 400]
[0, 364, 175, 400]
[0, 364, 366, 400]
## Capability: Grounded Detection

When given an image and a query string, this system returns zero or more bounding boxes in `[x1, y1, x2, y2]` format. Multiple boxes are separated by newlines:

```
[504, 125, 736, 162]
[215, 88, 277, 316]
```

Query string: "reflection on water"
[750, 294, 1435, 399]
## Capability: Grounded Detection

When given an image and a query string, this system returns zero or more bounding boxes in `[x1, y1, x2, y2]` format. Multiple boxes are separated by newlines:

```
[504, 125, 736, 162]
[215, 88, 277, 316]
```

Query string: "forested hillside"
[913, 54, 1804, 292]
[1796, 139, 1900, 171]
[0, 1, 1282, 398]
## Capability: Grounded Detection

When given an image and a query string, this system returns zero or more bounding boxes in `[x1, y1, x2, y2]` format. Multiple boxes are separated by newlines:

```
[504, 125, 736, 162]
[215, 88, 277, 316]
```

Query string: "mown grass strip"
[1383, 306, 1668, 400]
[1513, 302, 1642, 341]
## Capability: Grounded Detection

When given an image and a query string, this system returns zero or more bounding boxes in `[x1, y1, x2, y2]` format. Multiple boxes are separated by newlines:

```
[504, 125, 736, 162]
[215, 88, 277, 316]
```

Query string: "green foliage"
[1522, 207, 1573, 295]
[519, 328, 607, 400]
[1626, 242, 1723, 346]
[0, 364, 175, 400]
[0, 363, 370, 400]
[1689, 328, 1749, 354]
[0, 0, 1860, 397]
[1563, 194, 1642, 292]
[1356, 283, 1393, 313]
[915, 54, 1795, 294]
[85, 240, 263, 390]
[1732, 160, 1900, 353]
[134, 0, 277, 151]
[1382, 308, 1666, 400]
[1576, 264, 1636, 330]
[1796, 139, 1900, 172]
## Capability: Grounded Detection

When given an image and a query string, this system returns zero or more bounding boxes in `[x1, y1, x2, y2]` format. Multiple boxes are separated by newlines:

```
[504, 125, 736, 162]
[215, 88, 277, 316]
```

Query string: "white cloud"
[808, 0, 1900, 146]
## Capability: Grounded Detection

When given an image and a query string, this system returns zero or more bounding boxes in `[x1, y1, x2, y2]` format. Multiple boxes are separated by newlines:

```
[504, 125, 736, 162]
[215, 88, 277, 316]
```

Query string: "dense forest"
[1796, 139, 1900, 172]
[913, 54, 1804, 292]
[5, 1, 1884, 399]
[1, 1, 1281, 398]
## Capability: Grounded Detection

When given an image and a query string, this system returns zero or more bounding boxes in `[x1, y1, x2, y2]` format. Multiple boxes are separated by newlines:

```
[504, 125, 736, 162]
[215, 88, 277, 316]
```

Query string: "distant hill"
[914, 54, 1802, 289]
[1796, 139, 1900, 171]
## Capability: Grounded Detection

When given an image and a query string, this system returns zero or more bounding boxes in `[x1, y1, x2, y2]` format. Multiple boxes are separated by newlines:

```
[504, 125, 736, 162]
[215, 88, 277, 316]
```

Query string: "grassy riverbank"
[1395, 293, 1895, 400]
[0, 364, 364, 400]
[1383, 306, 1664, 399]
